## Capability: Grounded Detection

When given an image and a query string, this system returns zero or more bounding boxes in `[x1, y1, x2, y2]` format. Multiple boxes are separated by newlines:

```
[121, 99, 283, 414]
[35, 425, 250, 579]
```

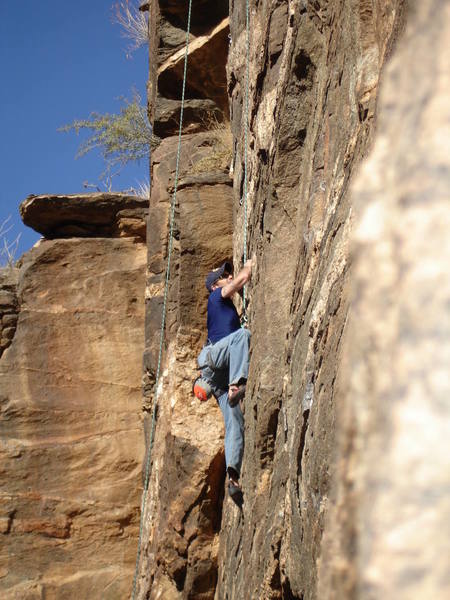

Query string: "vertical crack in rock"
[0, 268, 19, 358]
[297, 409, 310, 488]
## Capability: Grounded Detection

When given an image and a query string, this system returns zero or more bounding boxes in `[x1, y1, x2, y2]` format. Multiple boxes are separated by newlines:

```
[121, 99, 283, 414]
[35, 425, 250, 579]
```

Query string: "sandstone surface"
[157, 17, 229, 114]
[133, 4, 240, 597]
[153, 98, 222, 138]
[214, 0, 406, 596]
[0, 268, 19, 358]
[135, 132, 234, 598]
[134, 1, 434, 600]
[319, 1, 450, 598]
[147, 0, 230, 137]
[20, 193, 148, 239]
[4, 1, 448, 599]
[0, 198, 146, 598]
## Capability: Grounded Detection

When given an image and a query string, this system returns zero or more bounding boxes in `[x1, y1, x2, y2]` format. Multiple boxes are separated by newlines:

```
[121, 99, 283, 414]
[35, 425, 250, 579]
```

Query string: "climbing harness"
[131, 1, 193, 597]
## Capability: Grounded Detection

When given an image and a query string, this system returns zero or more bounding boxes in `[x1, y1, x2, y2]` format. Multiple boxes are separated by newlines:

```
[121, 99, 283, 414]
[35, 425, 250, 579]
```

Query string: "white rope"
[131, 2, 193, 597]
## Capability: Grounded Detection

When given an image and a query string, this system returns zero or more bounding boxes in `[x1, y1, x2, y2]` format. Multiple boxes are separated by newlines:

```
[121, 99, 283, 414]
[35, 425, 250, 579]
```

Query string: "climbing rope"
[132, 1, 250, 594]
[131, 1, 193, 597]
[242, 0, 250, 321]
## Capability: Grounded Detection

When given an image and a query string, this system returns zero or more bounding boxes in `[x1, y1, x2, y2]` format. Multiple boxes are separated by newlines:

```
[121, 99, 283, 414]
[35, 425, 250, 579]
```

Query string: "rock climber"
[194, 259, 253, 504]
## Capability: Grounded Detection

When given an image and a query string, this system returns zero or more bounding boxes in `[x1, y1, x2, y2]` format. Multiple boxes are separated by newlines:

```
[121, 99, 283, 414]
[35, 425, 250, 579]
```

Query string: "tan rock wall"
[319, 1, 450, 597]
[0, 268, 19, 358]
[136, 2, 238, 596]
[0, 235, 146, 598]
[137, 132, 234, 599]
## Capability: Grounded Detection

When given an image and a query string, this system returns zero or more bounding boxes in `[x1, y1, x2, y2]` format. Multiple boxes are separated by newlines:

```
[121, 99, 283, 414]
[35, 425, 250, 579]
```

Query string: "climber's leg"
[202, 328, 250, 385]
[228, 328, 250, 386]
[197, 344, 213, 370]
[202, 334, 230, 370]
[217, 389, 244, 477]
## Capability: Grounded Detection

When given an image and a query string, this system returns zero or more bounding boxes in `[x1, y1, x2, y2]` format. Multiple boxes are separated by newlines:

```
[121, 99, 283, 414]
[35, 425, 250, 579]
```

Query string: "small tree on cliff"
[59, 2, 152, 190]
[59, 92, 159, 189]
[0, 217, 21, 269]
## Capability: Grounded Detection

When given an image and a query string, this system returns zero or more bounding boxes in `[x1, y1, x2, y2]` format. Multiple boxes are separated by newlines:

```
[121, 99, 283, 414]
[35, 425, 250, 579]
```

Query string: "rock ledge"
[20, 193, 148, 240]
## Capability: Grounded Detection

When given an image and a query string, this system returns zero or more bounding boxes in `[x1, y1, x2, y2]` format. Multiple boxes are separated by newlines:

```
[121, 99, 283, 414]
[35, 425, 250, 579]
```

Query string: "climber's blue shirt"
[207, 288, 240, 343]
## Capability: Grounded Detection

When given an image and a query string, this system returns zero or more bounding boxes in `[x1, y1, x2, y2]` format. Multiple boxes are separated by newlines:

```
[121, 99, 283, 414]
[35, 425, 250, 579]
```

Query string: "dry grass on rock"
[191, 117, 233, 174]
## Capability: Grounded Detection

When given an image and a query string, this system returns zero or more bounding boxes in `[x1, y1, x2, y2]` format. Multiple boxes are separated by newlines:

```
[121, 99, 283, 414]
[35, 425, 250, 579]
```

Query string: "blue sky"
[0, 1, 148, 258]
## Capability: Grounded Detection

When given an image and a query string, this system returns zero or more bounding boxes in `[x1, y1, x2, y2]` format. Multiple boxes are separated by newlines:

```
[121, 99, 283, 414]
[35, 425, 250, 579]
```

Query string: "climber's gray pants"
[197, 328, 250, 476]
[197, 327, 250, 386]
[216, 390, 244, 476]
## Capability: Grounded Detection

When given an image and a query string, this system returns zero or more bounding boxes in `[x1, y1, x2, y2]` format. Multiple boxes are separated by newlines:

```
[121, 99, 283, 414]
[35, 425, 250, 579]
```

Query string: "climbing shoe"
[227, 470, 243, 507]
[193, 377, 213, 402]
[228, 383, 246, 407]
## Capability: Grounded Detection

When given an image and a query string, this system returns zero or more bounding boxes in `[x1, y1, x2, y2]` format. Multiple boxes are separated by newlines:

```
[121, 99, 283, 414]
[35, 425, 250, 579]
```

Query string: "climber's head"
[205, 262, 233, 292]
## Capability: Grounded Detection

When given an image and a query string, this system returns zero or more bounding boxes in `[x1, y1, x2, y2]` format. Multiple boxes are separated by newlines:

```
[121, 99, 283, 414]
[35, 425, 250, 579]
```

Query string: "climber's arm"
[221, 260, 253, 298]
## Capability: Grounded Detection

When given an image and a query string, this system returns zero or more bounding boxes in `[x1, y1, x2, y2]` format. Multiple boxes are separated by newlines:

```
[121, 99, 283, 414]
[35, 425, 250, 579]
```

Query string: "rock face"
[216, 2, 405, 598]
[147, 0, 230, 137]
[20, 193, 148, 240]
[154, 98, 223, 138]
[0, 268, 19, 358]
[0, 196, 146, 598]
[135, 4, 235, 598]
[137, 131, 234, 597]
[134, 1, 449, 600]
[318, 1, 450, 598]
[5, 1, 447, 599]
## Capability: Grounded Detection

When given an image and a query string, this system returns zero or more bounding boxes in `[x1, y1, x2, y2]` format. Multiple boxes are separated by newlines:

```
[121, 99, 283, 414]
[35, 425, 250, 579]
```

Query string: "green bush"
[59, 93, 159, 182]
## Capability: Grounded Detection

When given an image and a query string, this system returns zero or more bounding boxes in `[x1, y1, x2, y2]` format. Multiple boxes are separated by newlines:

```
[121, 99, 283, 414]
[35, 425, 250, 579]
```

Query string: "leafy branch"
[59, 92, 160, 183]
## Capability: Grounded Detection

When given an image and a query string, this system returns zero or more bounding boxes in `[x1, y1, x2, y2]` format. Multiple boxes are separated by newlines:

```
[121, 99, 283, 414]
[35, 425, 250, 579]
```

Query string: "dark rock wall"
[218, 2, 405, 598]
[139, 2, 446, 600]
